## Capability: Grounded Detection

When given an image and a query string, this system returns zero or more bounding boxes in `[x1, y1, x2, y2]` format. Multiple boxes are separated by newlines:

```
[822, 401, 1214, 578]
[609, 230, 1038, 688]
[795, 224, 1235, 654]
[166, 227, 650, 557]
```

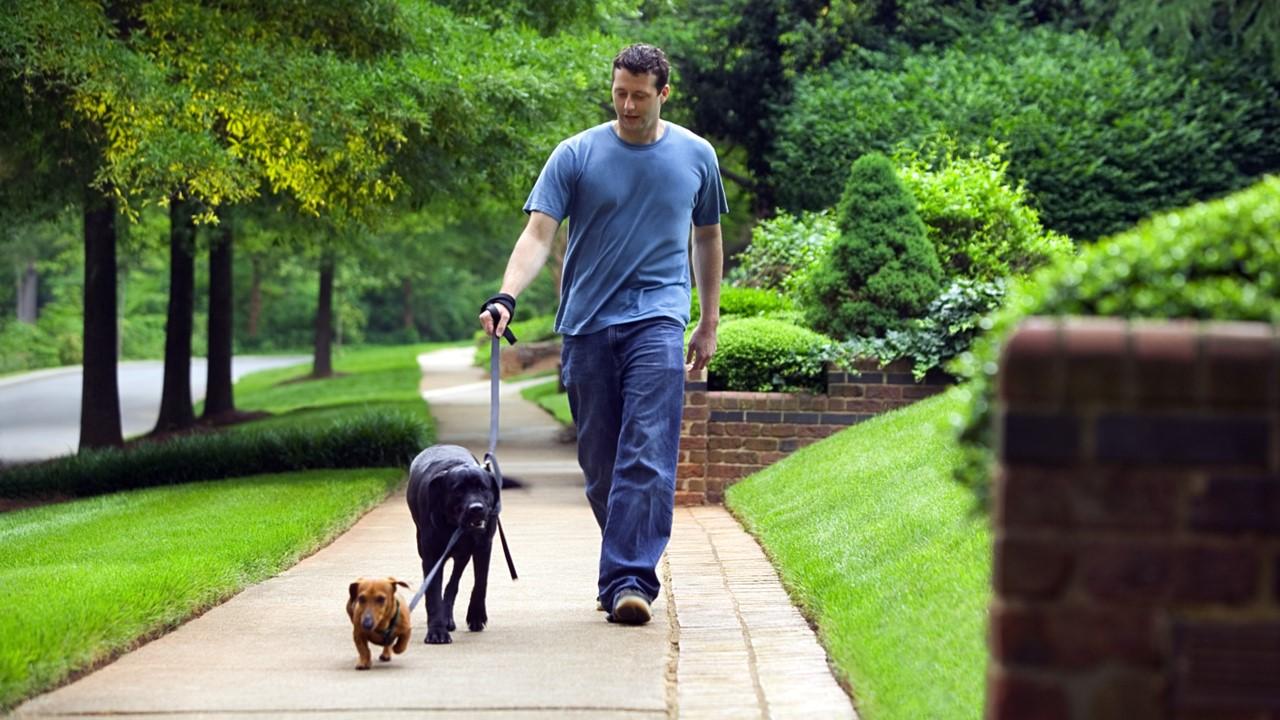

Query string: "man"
[479, 43, 726, 625]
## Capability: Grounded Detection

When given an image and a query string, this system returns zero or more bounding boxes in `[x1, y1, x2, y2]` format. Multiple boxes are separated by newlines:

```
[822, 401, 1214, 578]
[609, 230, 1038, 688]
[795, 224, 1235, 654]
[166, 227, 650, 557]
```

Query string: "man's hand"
[479, 303, 512, 340]
[685, 319, 718, 373]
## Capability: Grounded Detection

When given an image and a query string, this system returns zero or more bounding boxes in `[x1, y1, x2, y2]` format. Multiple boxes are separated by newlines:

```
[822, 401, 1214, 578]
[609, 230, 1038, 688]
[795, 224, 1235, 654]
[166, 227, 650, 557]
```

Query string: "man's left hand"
[685, 320, 718, 373]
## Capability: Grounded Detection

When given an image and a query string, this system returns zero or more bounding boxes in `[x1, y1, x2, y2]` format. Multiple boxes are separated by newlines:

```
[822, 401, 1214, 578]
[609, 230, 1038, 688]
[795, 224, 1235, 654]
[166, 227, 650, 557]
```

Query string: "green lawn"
[0, 469, 402, 711]
[519, 377, 573, 426]
[212, 343, 452, 435]
[725, 388, 991, 720]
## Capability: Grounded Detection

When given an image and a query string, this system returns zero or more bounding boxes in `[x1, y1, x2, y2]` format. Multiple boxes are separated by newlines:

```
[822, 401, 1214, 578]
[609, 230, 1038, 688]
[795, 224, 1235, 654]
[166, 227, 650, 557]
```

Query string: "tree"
[802, 153, 942, 338]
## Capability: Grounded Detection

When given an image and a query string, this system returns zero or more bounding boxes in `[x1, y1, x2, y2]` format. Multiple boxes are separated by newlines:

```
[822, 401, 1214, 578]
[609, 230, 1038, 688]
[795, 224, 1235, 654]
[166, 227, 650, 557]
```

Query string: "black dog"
[406, 445, 502, 644]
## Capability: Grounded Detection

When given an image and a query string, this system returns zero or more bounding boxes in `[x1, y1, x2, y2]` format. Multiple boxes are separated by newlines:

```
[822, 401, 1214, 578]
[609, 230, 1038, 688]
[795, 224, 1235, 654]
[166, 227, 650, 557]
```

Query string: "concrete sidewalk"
[14, 347, 855, 719]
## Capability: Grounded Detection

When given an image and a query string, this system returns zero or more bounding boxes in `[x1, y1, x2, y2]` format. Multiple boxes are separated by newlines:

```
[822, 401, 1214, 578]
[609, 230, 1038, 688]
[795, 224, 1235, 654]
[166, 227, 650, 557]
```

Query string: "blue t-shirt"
[523, 121, 728, 336]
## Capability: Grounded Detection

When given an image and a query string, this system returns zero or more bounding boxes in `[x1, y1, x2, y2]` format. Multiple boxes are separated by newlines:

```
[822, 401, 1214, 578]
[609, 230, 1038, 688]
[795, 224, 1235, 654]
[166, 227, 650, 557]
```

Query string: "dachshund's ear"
[349, 581, 361, 601]
[391, 578, 410, 589]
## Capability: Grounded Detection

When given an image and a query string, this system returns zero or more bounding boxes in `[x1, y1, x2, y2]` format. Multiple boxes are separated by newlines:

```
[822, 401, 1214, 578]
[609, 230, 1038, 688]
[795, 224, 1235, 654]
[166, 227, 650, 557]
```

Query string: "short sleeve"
[692, 143, 728, 227]
[523, 141, 576, 223]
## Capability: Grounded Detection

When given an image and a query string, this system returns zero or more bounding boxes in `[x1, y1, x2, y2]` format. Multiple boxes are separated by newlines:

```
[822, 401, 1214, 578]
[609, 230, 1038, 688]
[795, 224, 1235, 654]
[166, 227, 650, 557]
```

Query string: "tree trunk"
[203, 213, 235, 419]
[313, 254, 334, 377]
[247, 254, 262, 338]
[79, 190, 123, 450]
[401, 277, 415, 334]
[16, 261, 37, 323]
[152, 195, 197, 433]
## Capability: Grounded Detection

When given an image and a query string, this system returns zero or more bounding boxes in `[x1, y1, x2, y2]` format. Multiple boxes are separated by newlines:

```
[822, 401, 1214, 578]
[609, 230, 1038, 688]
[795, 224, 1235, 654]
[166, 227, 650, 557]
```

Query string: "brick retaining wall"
[990, 317, 1280, 719]
[677, 359, 950, 504]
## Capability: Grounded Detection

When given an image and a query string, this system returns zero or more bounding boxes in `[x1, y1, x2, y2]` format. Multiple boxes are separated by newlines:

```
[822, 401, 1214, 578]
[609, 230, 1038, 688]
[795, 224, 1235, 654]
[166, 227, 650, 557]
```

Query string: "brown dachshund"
[346, 577, 411, 670]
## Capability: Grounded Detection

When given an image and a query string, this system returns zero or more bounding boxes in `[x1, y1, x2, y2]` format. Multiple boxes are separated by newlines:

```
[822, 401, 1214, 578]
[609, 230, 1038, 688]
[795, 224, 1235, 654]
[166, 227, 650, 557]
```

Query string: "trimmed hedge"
[803, 153, 942, 338]
[772, 25, 1280, 241]
[692, 285, 793, 323]
[707, 317, 830, 393]
[0, 410, 430, 499]
[955, 175, 1280, 504]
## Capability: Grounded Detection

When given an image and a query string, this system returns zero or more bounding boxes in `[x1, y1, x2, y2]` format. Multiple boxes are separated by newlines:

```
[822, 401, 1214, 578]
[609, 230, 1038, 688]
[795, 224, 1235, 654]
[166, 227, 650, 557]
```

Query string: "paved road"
[0, 356, 308, 464]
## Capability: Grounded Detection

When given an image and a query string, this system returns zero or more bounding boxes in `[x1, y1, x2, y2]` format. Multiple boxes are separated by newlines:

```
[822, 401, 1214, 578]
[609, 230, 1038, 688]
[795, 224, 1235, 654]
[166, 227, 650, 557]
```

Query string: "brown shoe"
[608, 589, 651, 625]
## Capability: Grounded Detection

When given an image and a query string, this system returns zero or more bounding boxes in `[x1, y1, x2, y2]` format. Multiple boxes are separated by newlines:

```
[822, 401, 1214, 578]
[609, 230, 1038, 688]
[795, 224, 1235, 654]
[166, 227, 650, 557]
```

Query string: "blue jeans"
[561, 317, 685, 610]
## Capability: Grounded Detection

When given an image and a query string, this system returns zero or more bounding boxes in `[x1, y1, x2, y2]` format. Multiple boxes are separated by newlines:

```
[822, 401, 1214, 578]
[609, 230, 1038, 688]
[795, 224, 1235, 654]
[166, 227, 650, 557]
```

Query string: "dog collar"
[377, 598, 401, 646]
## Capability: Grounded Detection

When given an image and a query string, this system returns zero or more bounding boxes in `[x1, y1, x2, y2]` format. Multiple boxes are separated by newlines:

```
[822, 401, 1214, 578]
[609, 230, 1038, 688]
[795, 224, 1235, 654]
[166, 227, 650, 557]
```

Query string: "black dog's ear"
[427, 472, 448, 528]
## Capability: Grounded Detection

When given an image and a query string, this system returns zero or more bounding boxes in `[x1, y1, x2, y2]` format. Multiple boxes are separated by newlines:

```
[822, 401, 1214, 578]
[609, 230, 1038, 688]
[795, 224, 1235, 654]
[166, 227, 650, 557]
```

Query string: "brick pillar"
[677, 368, 709, 505]
[989, 317, 1280, 719]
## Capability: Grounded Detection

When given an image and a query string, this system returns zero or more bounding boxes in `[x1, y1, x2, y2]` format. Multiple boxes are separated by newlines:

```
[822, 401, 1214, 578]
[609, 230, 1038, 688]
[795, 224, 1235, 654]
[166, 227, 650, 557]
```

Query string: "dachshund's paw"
[355, 660, 371, 670]
[426, 628, 453, 644]
[379, 652, 392, 662]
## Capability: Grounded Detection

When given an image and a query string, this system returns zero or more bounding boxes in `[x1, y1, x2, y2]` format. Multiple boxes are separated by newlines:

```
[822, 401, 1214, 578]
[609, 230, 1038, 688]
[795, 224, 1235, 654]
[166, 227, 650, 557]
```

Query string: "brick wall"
[990, 317, 1280, 719]
[677, 359, 950, 504]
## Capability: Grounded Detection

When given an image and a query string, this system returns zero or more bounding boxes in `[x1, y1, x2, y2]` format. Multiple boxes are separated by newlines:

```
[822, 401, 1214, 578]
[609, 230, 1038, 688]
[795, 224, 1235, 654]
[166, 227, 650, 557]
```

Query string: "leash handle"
[485, 305, 517, 345]
[408, 527, 463, 613]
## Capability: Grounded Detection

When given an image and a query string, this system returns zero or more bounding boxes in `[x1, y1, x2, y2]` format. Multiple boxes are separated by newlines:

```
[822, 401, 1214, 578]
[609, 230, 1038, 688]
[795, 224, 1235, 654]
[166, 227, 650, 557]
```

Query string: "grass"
[0, 468, 402, 711]
[206, 342, 452, 438]
[229, 343, 446, 416]
[519, 377, 574, 427]
[725, 388, 991, 720]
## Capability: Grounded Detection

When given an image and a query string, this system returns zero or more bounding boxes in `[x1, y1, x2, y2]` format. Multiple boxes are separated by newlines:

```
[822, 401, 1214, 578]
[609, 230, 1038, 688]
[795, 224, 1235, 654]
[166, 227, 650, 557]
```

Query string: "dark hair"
[612, 43, 669, 91]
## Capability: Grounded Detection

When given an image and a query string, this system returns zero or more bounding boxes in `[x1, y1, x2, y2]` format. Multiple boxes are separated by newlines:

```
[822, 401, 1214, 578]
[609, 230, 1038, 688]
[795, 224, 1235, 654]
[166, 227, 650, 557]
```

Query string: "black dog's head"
[438, 465, 498, 535]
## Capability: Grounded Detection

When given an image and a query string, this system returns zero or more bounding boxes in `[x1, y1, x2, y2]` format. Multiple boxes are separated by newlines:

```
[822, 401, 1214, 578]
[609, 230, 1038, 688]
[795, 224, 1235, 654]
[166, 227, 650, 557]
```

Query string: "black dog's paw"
[447, 617, 456, 631]
[426, 628, 453, 644]
[466, 609, 487, 632]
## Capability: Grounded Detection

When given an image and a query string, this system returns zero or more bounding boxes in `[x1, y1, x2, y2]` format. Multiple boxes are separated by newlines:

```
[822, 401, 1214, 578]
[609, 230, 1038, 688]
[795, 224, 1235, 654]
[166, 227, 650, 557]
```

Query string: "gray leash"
[484, 318, 518, 582]
[407, 527, 463, 612]
[408, 316, 519, 614]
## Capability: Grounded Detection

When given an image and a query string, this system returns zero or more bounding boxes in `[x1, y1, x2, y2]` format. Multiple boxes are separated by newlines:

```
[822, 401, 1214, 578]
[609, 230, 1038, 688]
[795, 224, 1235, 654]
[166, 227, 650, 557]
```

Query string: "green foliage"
[802, 153, 942, 338]
[0, 411, 429, 499]
[726, 209, 838, 294]
[895, 139, 1073, 281]
[1108, 0, 1280, 74]
[726, 390, 989, 720]
[832, 278, 1005, 381]
[691, 285, 793, 323]
[955, 175, 1280, 505]
[0, 468, 401, 712]
[707, 317, 830, 393]
[772, 24, 1280, 241]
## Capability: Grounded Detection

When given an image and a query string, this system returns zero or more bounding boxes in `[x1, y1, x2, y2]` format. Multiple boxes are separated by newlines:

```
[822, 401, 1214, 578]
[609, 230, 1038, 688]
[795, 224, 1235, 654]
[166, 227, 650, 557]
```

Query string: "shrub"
[771, 25, 1280, 241]
[707, 317, 830, 393]
[0, 410, 431, 499]
[802, 153, 942, 338]
[895, 138, 1072, 281]
[833, 277, 1006, 381]
[954, 175, 1280, 505]
[726, 210, 839, 295]
[691, 285, 793, 323]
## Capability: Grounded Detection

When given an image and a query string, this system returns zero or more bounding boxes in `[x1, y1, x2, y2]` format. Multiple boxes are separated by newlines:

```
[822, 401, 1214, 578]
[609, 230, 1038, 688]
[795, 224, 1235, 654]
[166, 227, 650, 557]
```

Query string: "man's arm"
[686, 223, 723, 372]
[479, 211, 560, 338]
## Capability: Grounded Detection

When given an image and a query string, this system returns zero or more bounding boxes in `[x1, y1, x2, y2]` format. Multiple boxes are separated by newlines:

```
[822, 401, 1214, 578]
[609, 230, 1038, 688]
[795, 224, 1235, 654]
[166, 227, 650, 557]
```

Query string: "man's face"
[612, 68, 668, 142]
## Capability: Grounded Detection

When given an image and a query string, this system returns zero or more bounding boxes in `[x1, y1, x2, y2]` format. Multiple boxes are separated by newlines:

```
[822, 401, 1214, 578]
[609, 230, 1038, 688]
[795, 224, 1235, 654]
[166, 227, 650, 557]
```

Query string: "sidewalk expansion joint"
[690, 509, 771, 720]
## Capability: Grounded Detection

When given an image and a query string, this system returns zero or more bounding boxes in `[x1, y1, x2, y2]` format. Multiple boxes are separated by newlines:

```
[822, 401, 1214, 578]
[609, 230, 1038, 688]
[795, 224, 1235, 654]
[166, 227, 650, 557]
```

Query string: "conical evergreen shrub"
[803, 153, 942, 338]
